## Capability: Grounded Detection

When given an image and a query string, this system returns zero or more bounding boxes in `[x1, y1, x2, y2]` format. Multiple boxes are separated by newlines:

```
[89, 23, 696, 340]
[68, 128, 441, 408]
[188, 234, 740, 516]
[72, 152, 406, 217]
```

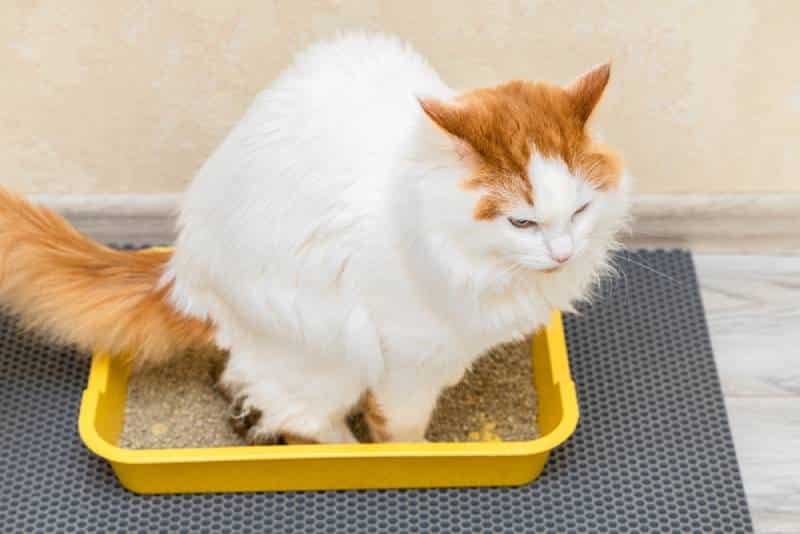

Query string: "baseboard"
[627, 194, 800, 253]
[31, 193, 181, 246]
[30, 193, 800, 253]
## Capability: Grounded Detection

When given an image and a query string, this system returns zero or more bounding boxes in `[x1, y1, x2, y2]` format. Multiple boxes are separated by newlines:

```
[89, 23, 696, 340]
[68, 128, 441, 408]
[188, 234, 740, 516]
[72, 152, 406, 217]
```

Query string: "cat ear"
[565, 62, 611, 124]
[419, 97, 473, 138]
[417, 97, 474, 158]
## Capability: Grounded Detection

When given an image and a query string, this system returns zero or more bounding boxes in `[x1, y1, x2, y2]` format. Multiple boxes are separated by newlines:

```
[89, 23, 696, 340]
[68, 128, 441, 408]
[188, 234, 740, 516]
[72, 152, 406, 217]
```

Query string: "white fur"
[165, 33, 630, 443]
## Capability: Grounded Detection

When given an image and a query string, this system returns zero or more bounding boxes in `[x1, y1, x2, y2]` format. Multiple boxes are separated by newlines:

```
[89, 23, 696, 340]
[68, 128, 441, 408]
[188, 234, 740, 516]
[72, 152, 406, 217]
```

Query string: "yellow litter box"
[79, 310, 578, 494]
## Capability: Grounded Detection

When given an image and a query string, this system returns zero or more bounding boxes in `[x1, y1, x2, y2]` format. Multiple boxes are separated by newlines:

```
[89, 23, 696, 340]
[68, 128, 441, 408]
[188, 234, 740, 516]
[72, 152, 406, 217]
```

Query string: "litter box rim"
[79, 310, 578, 491]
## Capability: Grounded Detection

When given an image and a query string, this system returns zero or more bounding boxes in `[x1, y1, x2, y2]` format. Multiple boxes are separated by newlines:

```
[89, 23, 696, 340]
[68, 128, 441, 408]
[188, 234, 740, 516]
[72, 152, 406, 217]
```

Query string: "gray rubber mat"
[0, 250, 752, 533]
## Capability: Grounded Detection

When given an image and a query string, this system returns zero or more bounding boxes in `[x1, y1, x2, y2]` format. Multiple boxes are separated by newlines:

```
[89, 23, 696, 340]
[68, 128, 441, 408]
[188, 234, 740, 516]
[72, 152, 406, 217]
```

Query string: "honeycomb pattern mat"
[0, 249, 752, 533]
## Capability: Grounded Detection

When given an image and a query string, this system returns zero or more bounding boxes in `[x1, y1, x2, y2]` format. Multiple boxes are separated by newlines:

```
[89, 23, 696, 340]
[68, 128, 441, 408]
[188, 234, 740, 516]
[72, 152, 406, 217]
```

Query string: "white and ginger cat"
[0, 33, 630, 444]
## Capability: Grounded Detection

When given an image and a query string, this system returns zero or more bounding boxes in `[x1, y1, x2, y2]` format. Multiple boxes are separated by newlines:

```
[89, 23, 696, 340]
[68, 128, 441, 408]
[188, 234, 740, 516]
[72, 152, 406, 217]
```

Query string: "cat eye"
[573, 202, 590, 218]
[508, 217, 538, 229]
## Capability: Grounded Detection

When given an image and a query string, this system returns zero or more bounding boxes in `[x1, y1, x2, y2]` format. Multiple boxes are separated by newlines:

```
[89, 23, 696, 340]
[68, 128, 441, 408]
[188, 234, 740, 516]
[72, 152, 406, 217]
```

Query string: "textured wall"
[1, 1, 798, 194]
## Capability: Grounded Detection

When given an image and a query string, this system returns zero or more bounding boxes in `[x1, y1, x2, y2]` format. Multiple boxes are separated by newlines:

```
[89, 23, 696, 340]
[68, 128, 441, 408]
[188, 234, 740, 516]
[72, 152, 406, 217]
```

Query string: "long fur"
[0, 188, 214, 364]
[164, 33, 630, 443]
[0, 33, 630, 443]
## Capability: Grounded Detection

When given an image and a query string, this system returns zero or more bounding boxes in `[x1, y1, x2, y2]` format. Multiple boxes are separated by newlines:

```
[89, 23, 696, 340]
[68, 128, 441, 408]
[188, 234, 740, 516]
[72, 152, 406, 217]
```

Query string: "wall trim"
[30, 193, 800, 253]
[628, 194, 800, 253]
[31, 193, 181, 246]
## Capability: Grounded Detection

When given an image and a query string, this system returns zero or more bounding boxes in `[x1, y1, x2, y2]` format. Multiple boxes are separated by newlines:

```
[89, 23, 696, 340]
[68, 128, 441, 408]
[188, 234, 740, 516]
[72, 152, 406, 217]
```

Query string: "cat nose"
[547, 235, 573, 264]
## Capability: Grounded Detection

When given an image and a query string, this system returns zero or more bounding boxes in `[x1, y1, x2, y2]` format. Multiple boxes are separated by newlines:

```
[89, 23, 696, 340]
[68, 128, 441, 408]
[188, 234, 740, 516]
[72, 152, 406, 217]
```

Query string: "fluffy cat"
[0, 33, 630, 444]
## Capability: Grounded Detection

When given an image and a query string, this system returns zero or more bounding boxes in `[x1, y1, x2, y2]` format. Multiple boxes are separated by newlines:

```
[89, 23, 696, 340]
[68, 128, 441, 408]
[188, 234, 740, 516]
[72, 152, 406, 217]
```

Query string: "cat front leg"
[364, 372, 449, 443]
[226, 395, 357, 445]
[363, 338, 478, 442]
[215, 342, 362, 445]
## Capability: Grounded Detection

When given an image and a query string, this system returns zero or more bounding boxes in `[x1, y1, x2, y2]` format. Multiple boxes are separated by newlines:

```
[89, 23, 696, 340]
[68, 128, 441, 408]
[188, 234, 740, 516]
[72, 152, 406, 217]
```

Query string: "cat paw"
[227, 396, 318, 445]
[360, 390, 391, 443]
[277, 433, 318, 445]
[227, 396, 278, 445]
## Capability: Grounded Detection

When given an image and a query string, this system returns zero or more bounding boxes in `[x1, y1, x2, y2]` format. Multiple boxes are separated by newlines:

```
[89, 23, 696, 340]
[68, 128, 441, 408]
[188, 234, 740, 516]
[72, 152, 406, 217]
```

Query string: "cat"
[0, 33, 630, 444]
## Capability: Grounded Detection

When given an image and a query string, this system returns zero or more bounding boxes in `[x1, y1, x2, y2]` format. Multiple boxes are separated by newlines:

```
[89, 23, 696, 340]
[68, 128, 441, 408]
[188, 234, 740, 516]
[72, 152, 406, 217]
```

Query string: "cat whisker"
[612, 252, 685, 287]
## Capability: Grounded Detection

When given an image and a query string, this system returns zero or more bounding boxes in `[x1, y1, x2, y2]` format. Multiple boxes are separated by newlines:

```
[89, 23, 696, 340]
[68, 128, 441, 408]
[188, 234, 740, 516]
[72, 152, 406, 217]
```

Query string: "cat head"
[413, 63, 629, 277]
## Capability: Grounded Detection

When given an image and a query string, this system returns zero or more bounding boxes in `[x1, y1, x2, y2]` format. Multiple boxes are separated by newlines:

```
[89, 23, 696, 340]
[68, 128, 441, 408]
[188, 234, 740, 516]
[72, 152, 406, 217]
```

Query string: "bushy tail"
[0, 188, 215, 365]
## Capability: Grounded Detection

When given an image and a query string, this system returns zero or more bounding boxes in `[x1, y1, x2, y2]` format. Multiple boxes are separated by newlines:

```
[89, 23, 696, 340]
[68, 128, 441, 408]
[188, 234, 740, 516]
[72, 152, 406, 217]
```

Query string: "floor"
[693, 254, 800, 534]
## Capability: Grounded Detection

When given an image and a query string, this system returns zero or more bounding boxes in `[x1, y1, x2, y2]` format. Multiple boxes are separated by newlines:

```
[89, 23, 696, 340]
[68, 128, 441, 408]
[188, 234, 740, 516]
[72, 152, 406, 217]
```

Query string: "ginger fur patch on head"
[419, 63, 621, 221]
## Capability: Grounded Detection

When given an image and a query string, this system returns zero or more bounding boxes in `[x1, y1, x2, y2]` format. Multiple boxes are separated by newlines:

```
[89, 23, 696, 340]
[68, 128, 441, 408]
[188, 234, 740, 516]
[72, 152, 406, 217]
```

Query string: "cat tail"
[0, 188, 215, 366]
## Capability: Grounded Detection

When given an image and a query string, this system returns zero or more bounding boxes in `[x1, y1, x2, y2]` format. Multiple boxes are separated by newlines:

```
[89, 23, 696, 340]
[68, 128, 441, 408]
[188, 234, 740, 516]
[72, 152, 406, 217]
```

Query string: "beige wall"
[1, 1, 798, 195]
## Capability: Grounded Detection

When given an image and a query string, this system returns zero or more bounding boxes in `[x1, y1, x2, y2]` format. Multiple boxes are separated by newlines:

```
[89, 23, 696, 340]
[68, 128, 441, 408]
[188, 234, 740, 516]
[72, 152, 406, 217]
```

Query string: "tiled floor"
[694, 254, 800, 533]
